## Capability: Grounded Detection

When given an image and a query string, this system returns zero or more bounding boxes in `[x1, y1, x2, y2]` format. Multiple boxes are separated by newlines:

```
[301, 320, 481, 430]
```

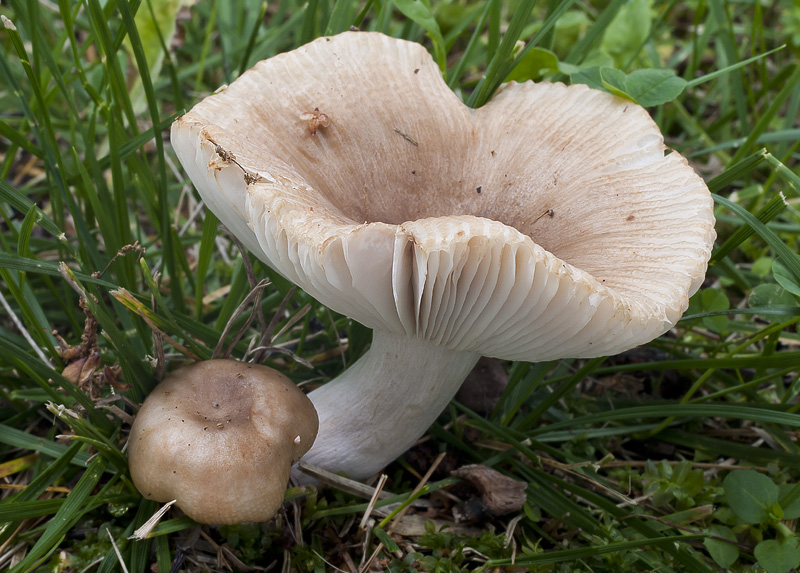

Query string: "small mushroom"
[171, 32, 715, 480]
[127, 360, 318, 524]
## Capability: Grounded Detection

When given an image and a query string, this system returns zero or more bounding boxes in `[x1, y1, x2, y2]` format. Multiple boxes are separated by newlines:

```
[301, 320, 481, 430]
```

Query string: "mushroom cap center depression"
[198, 85, 696, 302]
[155, 371, 303, 448]
[174, 377, 255, 430]
[229, 91, 676, 296]
[274, 126, 567, 236]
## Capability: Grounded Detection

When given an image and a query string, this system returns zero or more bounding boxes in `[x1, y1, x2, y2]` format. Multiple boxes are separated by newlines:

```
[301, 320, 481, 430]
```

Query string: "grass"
[1, 0, 799, 571]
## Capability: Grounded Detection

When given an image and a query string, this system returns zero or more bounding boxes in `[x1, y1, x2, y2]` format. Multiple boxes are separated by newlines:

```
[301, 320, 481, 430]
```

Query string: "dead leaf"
[452, 464, 527, 516]
[61, 351, 101, 387]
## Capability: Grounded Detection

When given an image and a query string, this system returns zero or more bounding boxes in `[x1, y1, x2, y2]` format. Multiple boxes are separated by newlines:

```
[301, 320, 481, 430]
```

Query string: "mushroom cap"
[128, 360, 318, 524]
[171, 32, 715, 362]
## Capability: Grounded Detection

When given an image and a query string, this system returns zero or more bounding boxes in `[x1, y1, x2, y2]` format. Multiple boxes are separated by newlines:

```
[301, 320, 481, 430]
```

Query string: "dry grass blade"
[251, 286, 297, 364]
[111, 288, 201, 361]
[220, 223, 270, 333]
[129, 500, 177, 540]
[246, 345, 314, 369]
[107, 527, 130, 573]
[270, 302, 310, 344]
[297, 461, 396, 501]
[0, 453, 39, 479]
[358, 474, 388, 532]
[540, 456, 637, 507]
[212, 278, 271, 359]
[151, 294, 167, 381]
[359, 453, 447, 572]
[0, 289, 49, 363]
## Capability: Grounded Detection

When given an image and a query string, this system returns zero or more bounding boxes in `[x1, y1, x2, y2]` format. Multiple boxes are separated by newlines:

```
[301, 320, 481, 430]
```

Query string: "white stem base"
[299, 331, 479, 480]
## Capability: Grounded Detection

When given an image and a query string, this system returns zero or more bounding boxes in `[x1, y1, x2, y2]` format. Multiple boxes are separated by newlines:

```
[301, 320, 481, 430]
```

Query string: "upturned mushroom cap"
[171, 31, 715, 362]
[170, 31, 715, 478]
[128, 360, 318, 524]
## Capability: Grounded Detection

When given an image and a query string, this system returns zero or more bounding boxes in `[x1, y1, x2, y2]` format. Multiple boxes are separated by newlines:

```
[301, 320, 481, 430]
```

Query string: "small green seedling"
[712, 470, 800, 573]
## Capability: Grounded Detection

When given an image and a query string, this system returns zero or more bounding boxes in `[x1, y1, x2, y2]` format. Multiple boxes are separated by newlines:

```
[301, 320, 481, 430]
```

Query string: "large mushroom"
[171, 32, 715, 480]
[128, 360, 318, 524]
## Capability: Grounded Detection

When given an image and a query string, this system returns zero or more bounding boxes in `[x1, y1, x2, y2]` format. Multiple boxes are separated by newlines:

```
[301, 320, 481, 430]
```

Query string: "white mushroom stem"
[302, 330, 479, 479]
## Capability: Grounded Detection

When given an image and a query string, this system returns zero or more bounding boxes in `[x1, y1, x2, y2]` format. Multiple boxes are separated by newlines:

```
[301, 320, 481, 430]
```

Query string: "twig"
[392, 127, 418, 146]
[531, 208, 555, 225]
[0, 542, 27, 571]
[177, 201, 206, 237]
[310, 550, 347, 572]
[91, 242, 144, 279]
[387, 452, 446, 534]
[95, 403, 134, 425]
[138, 310, 201, 362]
[504, 513, 525, 550]
[206, 136, 262, 184]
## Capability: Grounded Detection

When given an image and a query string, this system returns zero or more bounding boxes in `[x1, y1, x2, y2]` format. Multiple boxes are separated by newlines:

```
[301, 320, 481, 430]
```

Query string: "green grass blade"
[532, 403, 800, 437]
[563, 0, 626, 65]
[730, 62, 800, 164]
[239, 1, 269, 73]
[446, 0, 496, 90]
[392, 0, 446, 71]
[705, 149, 766, 193]
[686, 44, 786, 89]
[0, 426, 91, 468]
[518, 357, 605, 428]
[194, 211, 219, 318]
[488, 535, 704, 567]
[467, 0, 536, 108]
[711, 191, 787, 264]
[713, 193, 800, 281]
[326, 0, 358, 35]
[8, 456, 110, 573]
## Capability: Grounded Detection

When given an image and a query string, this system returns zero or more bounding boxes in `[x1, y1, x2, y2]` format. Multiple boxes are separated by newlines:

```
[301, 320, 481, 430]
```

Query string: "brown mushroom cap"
[128, 360, 318, 524]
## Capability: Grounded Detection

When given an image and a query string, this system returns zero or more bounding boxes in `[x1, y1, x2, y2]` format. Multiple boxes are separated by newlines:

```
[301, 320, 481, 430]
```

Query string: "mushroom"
[127, 360, 318, 524]
[170, 32, 715, 480]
